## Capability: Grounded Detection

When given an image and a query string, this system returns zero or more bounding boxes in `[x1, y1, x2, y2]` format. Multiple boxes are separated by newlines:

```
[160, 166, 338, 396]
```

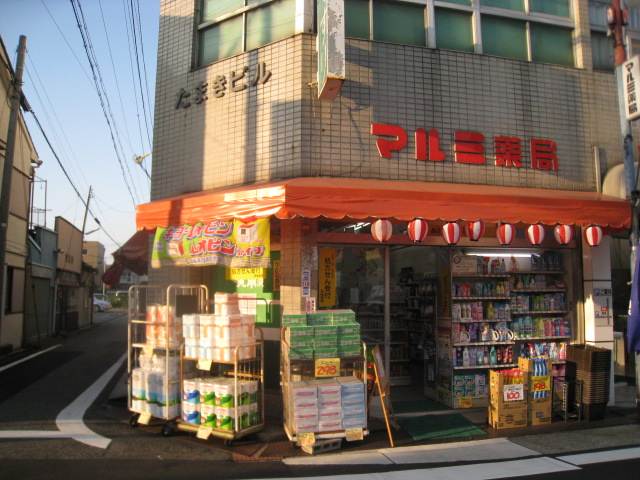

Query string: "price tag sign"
[297, 432, 315, 446]
[196, 426, 212, 440]
[143, 346, 154, 358]
[197, 359, 212, 371]
[315, 358, 340, 377]
[138, 412, 152, 425]
[345, 428, 364, 441]
[532, 375, 551, 392]
[503, 384, 524, 402]
[457, 396, 473, 408]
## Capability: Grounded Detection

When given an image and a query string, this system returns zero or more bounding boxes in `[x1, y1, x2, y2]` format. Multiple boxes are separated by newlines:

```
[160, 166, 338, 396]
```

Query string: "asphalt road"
[1, 311, 640, 480]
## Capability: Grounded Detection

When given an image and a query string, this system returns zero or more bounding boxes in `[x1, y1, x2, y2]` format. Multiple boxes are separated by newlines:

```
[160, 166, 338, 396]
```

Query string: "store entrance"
[323, 245, 440, 401]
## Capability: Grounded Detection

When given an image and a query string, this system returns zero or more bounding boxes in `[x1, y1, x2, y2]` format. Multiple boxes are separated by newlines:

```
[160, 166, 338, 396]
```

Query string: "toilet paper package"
[198, 315, 215, 345]
[182, 401, 200, 425]
[200, 403, 216, 427]
[156, 375, 181, 418]
[182, 378, 200, 404]
[214, 378, 235, 408]
[182, 314, 199, 339]
[238, 379, 258, 405]
[198, 377, 217, 405]
[214, 292, 240, 316]
[131, 368, 146, 411]
[213, 315, 243, 347]
[214, 406, 235, 431]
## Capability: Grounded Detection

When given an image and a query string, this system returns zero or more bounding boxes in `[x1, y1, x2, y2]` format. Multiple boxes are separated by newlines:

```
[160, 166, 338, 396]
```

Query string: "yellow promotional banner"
[227, 268, 265, 280]
[319, 248, 336, 307]
[152, 218, 270, 268]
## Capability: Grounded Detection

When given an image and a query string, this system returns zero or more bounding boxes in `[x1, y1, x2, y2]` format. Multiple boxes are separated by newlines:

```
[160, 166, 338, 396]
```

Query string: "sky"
[0, 0, 160, 264]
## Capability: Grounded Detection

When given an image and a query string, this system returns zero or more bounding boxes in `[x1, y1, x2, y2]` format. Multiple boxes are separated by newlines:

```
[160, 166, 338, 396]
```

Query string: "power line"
[28, 109, 122, 249]
[70, 0, 141, 207]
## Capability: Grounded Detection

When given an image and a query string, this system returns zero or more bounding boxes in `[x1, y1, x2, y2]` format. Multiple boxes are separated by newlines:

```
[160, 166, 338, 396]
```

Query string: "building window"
[482, 16, 528, 61]
[4, 267, 25, 314]
[435, 8, 474, 52]
[343, 0, 575, 66]
[481, 0, 525, 13]
[530, 22, 574, 66]
[197, 0, 295, 66]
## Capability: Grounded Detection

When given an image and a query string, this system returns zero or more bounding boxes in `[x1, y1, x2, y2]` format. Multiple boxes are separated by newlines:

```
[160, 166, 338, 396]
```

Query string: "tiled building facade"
[141, 0, 636, 395]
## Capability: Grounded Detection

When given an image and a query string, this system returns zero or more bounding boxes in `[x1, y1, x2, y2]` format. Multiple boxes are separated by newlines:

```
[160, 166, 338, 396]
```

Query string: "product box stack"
[488, 368, 527, 429]
[145, 304, 183, 349]
[182, 293, 257, 362]
[452, 373, 488, 405]
[282, 310, 361, 359]
[131, 350, 181, 419]
[518, 357, 553, 426]
[566, 344, 611, 421]
[284, 376, 366, 434]
[181, 376, 260, 430]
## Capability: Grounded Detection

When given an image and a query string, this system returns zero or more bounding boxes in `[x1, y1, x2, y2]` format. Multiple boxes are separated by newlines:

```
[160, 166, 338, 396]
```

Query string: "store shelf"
[452, 274, 510, 278]
[451, 319, 510, 323]
[452, 296, 510, 301]
[513, 336, 571, 341]
[512, 310, 568, 315]
[453, 341, 515, 347]
[511, 288, 565, 293]
[453, 363, 518, 370]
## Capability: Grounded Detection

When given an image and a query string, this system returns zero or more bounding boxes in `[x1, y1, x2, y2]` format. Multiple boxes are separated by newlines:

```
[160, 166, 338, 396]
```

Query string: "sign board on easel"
[371, 345, 398, 447]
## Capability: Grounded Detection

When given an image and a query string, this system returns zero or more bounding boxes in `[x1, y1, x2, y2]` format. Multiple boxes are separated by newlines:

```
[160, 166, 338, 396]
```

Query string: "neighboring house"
[25, 227, 57, 344]
[83, 241, 106, 292]
[54, 217, 91, 333]
[0, 35, 41, 355]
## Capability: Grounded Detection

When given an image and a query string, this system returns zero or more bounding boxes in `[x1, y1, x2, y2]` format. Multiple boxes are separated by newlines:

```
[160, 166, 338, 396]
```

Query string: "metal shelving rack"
[176, 328, 265, 446]
[127, 284, 208, 435]
[280, 330, 369, 445]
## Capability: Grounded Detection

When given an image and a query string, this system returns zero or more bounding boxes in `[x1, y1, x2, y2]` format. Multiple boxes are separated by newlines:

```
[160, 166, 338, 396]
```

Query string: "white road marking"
[55, 353, 127, 449]
[0, 353, 126, 449]
[0, 345, 62, 373]
[261, 457, 580, 480]
[284, 438, 539, 466]
[558, 446, 640, 465]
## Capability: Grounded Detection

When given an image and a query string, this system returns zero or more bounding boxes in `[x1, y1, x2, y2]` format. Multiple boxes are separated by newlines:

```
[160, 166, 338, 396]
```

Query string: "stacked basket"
[566, 344, 611, 421]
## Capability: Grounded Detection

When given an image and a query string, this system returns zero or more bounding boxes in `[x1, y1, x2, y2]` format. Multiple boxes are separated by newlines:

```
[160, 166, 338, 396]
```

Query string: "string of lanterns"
[370, 219, 604, 247]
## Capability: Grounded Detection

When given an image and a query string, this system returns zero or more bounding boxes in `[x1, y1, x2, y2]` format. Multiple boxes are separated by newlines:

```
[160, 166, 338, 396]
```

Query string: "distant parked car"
[93, 294, 112, 312]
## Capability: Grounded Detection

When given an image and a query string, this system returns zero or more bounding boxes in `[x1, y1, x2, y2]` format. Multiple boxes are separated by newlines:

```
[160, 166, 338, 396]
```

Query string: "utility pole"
[609, 0, 640, 416]
[0, 36, 27, 338]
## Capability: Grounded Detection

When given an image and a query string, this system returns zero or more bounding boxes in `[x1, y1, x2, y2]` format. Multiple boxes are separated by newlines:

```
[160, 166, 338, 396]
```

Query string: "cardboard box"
[528, 397, 552, 426]
[489, 370, 527, 408]
[489, 404, 528, 429]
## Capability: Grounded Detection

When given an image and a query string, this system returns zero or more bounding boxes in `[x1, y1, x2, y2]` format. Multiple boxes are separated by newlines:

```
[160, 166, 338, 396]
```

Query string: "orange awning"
[136, 177, 631, 230]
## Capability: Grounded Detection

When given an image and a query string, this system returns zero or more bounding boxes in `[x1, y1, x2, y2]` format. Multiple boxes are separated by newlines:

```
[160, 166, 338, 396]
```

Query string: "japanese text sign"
[623, 56, 640, 121]
[152, 218, 270, 268]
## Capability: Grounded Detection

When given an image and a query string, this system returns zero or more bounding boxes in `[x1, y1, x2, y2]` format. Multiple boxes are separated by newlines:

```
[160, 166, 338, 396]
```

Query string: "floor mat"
[393, 399, 449, 414]
[396, 413, 487, 441]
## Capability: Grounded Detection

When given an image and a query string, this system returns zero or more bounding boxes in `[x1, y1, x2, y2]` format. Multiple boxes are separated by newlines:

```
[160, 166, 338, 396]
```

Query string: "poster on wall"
[319, 248, 336, 307]
[151, 218, 270, 268]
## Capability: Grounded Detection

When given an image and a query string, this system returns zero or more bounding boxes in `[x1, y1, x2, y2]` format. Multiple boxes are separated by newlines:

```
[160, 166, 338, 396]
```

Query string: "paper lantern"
[442, 222, 461, 245]
[407, 218, 428, 242]
[496, 223, 515, 246]
[554, 224, 574, 245]
[465, 220, 485, 241]
[526, 225, 545, 245]
[371, 219, 393, 243]
[584, 225, 603, 247]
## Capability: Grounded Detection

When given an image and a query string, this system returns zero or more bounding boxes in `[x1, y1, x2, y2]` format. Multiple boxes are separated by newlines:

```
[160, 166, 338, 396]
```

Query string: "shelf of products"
[354, 299, 412, 386]
[436, 249, 574, 409]
[280, 311, 369, 445]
